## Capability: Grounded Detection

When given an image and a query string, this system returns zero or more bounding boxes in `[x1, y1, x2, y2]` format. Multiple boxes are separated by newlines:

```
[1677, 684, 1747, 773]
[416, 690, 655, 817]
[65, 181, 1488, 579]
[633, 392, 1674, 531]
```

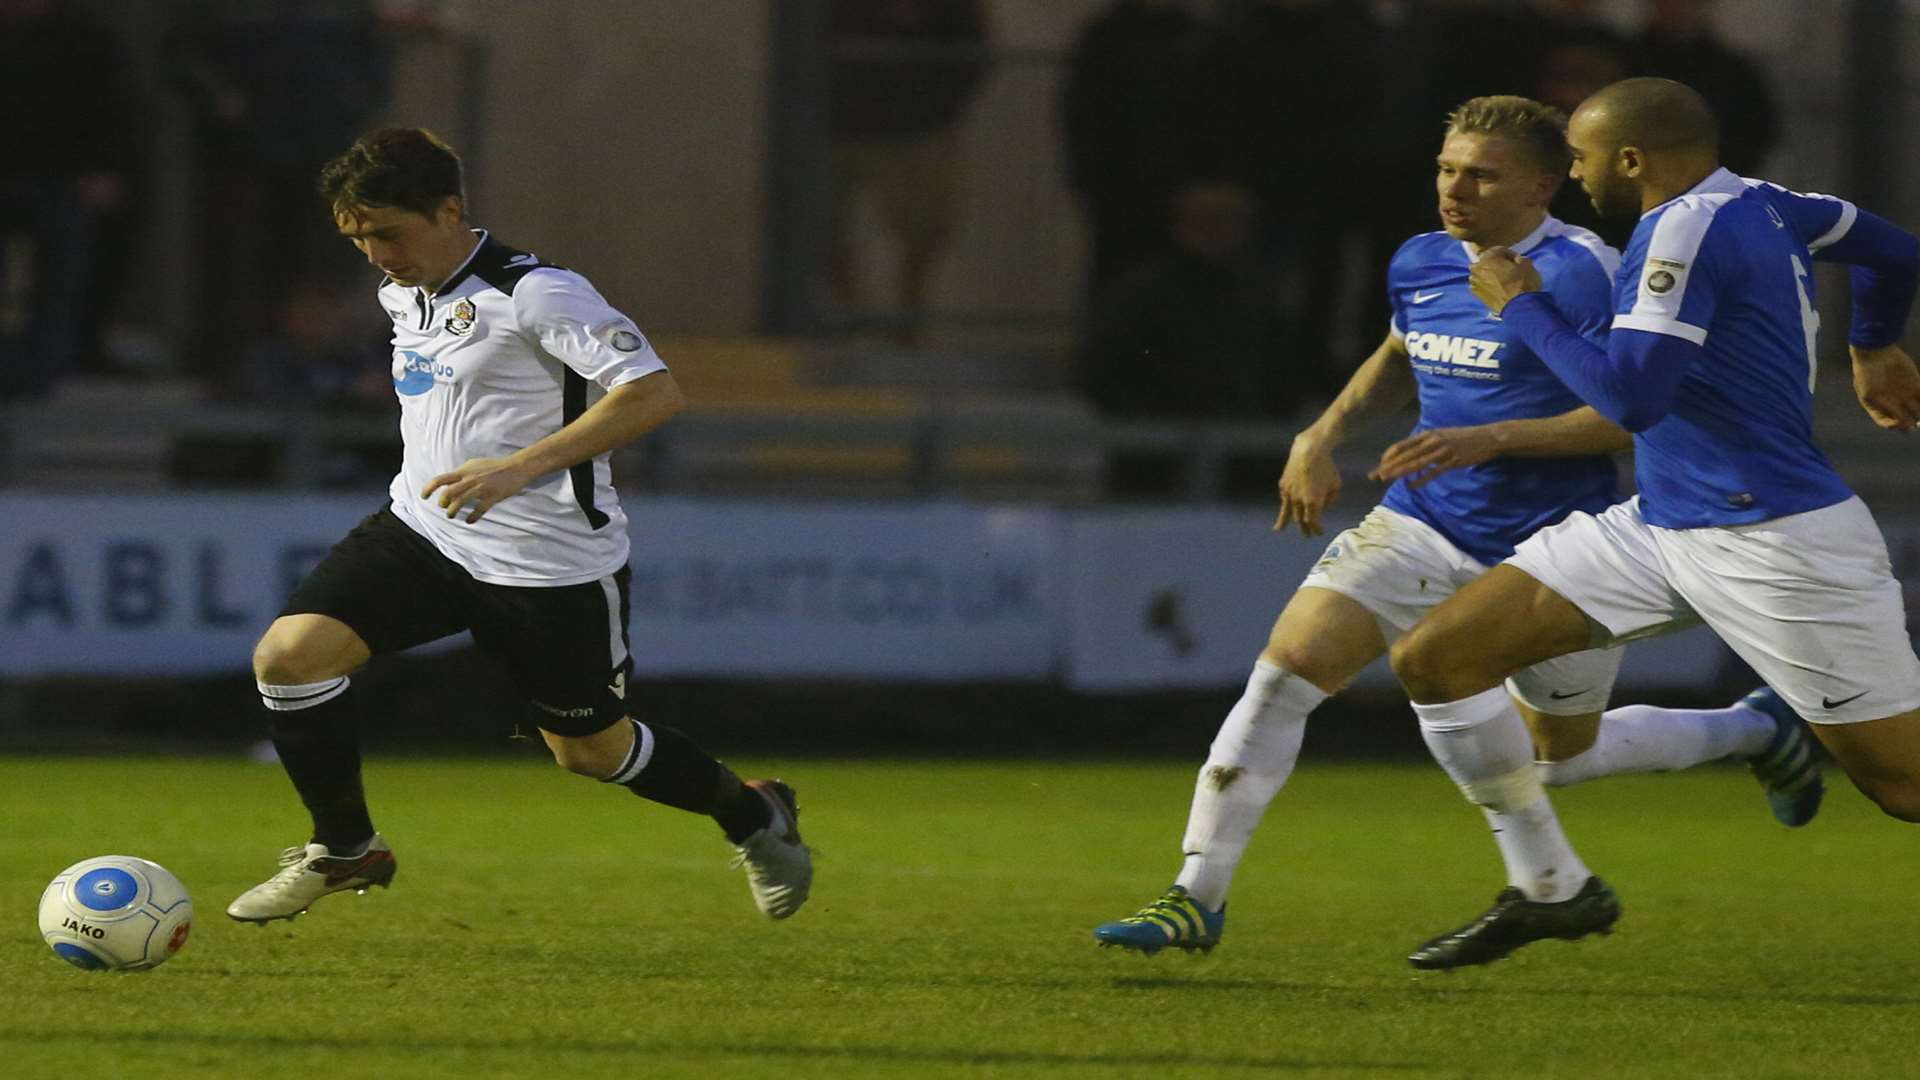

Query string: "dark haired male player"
[228, 128, 813, 924]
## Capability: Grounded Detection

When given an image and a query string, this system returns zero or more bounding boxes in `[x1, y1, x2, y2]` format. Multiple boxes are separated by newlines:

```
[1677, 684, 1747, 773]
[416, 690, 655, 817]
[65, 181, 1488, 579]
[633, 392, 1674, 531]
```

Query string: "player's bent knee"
[252, 616, 365, 684]
[1389, 630, 1455, 701]
[1259, 644, 1344, 697]
[252, 636, 330, 686]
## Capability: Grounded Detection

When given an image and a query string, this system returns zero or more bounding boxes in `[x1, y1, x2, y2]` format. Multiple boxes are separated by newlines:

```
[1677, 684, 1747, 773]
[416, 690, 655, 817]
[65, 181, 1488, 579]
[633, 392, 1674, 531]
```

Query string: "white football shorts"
[1507, 495, 1920, 724]
[1301, 505, 1622, 715]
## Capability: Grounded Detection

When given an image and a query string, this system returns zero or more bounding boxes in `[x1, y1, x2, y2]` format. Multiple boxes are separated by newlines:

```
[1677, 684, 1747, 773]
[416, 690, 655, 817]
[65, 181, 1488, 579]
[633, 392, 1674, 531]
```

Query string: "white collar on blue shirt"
[1640, 167, 1745, 220]
[1461, 214, 1561, 263]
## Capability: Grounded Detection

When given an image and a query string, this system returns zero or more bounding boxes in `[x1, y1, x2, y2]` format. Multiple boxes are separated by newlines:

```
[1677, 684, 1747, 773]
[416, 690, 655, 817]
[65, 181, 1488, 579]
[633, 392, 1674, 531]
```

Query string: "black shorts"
[282, 505, 633, 737]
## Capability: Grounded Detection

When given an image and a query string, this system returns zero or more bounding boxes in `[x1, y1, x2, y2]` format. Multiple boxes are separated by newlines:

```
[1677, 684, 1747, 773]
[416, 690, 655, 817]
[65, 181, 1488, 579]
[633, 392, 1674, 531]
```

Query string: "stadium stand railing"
[1, 340, 1908, 511]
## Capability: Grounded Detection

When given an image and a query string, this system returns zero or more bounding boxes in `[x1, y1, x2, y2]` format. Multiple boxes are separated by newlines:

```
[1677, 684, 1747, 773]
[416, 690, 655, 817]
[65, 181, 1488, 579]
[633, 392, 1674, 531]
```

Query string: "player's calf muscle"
[1864, 786, 1920, 823]
[1814, 708, 1920, 821]
[1844, 767, 1920, 822]
[542, 723, 631, 778]
[1524, 709, 1602, 762]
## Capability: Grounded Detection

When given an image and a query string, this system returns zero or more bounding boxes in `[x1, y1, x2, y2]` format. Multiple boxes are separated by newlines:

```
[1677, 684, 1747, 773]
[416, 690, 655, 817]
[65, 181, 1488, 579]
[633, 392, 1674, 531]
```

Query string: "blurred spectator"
[1076, 182, 1295, 421]
[1532, 0, 1630, 113]
[828, 0, 989, 344]
[171, 0, 393, 381]
[1077, 182, 1303, 499]
[173, 278, 395, 488]
[1407, 0, 1558, 134]
[1529, 1, 1632, 248]
[239, 279, 392, 410]
[1629, 0, 1778, 173]
[0, 0, 137, 399]
[1061, 0, 1207, 299]
[1190, 0, 1385, 395]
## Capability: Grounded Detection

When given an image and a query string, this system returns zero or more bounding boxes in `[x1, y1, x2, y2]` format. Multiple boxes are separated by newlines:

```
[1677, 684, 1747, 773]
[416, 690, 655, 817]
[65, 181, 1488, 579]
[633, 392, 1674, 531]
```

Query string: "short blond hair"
[1445, 95, 1571, 175]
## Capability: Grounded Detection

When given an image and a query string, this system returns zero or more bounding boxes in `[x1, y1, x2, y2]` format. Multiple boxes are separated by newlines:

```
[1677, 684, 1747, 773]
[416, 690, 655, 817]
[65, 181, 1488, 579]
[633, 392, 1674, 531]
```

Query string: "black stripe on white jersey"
[465, 237, 607, 530]
[561, 368, 610, 529]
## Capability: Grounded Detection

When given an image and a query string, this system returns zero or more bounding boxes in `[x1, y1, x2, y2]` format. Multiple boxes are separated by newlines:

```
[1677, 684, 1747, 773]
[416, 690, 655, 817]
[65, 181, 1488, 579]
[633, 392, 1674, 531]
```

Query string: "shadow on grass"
[1110, 975, 1920, 1009]
[153, 964, 1920, 1011]
[0, 1029, 1439, 1073]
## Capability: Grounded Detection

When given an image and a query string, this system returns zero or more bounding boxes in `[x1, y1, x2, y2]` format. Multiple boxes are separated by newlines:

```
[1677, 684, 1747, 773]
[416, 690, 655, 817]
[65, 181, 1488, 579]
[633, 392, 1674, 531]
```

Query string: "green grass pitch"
[2, 755, 1913, 1079]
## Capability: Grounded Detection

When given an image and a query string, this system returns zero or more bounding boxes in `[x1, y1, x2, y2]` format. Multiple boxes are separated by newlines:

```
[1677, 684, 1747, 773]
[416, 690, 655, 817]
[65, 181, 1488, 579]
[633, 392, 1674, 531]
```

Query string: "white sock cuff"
[1412, 685, 1514, 734]
[1457, 763, 1546, 813]
[604, 719, 655, 785]
[258, 676, 350, 712]
[1250, 660, 1330, 714]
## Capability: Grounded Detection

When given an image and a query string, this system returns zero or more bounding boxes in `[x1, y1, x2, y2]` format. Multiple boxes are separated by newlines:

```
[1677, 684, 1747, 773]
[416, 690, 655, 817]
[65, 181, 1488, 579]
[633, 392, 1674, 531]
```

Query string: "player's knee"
[252, 635, 328, 686]
[1389, 628, 1456, 701]
[1259, 643, 1342, 696]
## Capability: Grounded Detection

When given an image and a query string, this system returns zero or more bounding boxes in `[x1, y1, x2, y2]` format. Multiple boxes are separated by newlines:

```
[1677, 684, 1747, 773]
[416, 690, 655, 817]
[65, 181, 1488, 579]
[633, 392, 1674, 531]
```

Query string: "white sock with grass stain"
[1173, 661, 1326, 910]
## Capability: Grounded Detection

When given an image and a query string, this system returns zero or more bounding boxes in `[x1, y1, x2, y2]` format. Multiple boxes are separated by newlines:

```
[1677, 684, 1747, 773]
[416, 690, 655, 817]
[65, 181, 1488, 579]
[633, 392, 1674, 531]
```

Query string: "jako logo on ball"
[38, 855, 193, 971]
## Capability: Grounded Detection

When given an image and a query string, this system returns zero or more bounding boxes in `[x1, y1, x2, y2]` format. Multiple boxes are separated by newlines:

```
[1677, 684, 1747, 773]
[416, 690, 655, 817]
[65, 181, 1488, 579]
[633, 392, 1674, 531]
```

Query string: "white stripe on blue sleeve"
[1611, 313, 1709, 344]
[1622, 197, 1731, 343]
[1809, 199, 1858, 251]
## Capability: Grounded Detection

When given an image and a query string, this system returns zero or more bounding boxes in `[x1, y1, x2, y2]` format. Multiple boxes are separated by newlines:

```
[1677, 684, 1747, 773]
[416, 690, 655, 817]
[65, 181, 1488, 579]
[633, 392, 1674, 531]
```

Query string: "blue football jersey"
[1613, 168, 1855, 527]
[1381, 217, 1622, 564]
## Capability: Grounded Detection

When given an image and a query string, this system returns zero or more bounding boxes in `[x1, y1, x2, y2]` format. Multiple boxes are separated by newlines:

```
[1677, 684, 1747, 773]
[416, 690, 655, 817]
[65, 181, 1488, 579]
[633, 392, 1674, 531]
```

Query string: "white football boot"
[730, 780, 812, 919]
[226, 835, 396, 923]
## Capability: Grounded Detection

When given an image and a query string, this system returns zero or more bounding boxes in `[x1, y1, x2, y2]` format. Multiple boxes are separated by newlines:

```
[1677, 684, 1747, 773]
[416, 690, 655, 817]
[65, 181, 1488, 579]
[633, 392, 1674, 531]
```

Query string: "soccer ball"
[38, 856, 193, 971]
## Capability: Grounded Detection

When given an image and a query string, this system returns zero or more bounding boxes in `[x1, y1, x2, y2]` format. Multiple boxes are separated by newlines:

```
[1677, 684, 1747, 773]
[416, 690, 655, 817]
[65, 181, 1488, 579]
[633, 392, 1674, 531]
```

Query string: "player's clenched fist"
[1468, 246, 1542, 315]
[1851, 344, 1920, 432]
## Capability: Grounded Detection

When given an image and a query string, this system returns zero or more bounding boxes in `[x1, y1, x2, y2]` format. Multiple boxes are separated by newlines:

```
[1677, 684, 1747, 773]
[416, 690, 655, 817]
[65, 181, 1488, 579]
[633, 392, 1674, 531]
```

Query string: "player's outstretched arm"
[1277, 332, 1414, 536]
[1798, 201, 1920, 352]
[424, 371, 687, 523]
[1368, 407, 1629, 488]
[1473, 247, 1702, 432]
[1850, 343, 1920, 432]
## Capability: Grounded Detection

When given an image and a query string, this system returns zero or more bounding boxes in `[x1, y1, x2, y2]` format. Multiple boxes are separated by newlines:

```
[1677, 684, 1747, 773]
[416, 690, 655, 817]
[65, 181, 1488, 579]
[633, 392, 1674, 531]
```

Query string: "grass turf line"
[1, 756, 1913, 1079]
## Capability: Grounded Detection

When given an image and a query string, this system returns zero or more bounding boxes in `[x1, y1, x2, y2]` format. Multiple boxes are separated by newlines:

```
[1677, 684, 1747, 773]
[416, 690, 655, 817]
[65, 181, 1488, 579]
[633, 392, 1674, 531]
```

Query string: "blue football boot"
[1094, 885, 1225, 955]
[1740, 687, 1825, 827]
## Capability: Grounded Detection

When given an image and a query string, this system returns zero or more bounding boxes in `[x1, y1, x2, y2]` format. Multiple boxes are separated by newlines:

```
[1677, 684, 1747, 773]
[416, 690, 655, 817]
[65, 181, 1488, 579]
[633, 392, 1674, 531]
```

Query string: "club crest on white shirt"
[444, 298, 477, 336]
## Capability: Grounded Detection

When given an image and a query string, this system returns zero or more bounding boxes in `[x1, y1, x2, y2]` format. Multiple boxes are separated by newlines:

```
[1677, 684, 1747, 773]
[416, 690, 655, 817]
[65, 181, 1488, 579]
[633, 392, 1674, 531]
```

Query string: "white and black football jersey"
[377, 229, 665, 586]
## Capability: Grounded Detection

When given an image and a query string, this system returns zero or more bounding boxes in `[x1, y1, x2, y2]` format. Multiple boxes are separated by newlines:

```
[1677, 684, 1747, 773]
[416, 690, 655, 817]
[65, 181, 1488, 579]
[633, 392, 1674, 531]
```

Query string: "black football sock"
[713, 784, 775, 844]
[603, 719, 771, 841]
[260, 677, 376, 852]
